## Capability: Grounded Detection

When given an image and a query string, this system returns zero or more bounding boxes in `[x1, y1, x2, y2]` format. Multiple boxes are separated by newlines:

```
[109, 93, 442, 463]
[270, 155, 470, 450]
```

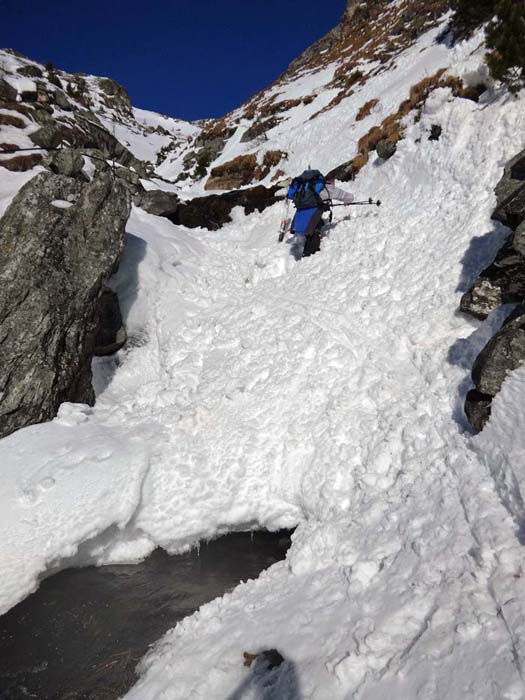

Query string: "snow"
[0, 168, 42, 217]
[95, 107, 199, 166]
[51, 199, 73, 209]
[2, 22, 525, 700]
[161, 18, 469, 198]
[81, 156, 96, 182]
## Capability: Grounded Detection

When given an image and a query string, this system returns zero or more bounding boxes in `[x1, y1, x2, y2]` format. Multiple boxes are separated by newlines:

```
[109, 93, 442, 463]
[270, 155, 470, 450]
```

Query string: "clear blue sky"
[1, 0, 346, 121]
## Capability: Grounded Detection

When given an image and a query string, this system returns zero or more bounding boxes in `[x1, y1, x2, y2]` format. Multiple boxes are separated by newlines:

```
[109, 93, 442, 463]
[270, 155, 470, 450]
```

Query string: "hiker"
[287, 170, 355, 259]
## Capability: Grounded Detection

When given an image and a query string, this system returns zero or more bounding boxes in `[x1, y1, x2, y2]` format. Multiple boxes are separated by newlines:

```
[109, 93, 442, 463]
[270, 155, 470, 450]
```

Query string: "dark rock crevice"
[166, 184, 280, 231]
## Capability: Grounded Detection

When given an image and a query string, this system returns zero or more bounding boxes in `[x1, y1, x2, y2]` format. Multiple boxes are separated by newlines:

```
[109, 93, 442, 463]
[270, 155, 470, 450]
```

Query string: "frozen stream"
[0, 531, 291, 700]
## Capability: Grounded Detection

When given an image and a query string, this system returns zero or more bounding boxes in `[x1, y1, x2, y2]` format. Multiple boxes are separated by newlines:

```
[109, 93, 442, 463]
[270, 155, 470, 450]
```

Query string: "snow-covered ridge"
[0, 48, 200, 172]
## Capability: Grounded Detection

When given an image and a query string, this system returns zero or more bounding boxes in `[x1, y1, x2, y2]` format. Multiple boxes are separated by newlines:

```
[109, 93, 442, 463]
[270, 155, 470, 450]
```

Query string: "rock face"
[460, 237, 525, 319]
[0, 79, 17, 102]
[461, 148, 525, 431]
[0, 170, 131, 439]
[48, 148, 85, 177]
[240, 117, 280, 143]
[326, 159, 355, 182]
[472, 305, 525, 396]
[133, 189, 180, 217]
[168, 185, 279, 230]
[461, 149, 525, 320]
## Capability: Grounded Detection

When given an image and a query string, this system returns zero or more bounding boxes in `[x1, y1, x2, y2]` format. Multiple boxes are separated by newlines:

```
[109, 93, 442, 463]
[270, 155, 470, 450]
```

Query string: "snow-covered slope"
[159, 0, 452, 195]
[2, 7, 525, 700]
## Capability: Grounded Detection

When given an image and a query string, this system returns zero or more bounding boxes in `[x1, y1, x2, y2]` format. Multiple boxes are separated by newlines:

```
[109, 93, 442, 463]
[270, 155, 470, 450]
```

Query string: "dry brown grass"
[0, 112, 26, 128]
[199, 119, 235, 142]
[356, 98, 379, 121]
[0, 153, 43, 171]
[357, 126, 385, 155]
[0, 142, 18, 152]
[205, 153, 258, 190]
[261, 98, 302, 118]
[244, 104, 258, 121]
[349, 70, 481, 175]
[255, 150, 287, 180]
[263, 150, 285, 168]
[247, 94, 316, 122]
[209, 153, 257, 178]
[0, 102, 34, 117]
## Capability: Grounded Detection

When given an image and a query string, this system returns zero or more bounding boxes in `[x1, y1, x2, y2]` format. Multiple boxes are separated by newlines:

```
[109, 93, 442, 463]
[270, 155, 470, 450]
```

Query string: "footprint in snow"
[37, 477, 56, 492]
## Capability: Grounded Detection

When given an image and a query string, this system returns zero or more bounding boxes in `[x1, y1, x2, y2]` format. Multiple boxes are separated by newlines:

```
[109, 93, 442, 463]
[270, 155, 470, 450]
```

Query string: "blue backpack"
[287, 170, 328, 211]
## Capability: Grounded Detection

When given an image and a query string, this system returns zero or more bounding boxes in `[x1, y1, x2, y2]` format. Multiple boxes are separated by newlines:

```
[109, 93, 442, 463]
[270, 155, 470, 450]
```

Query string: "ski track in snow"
[2, 26, 525, 700]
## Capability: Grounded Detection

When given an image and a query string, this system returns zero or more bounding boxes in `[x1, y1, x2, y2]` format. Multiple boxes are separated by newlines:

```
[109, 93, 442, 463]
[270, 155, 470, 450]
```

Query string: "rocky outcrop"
[47, 148, 85, 178]
[29, 124, 63, 149]
[53, 89, 74, 111]
[167, 184, 279, 230]
[97, 78, 132, 117]
[178, 121, 238, 182]
[0, 79, 18, 102]
[240, 117, 280, 143]
[461, 149, 525, 320]
[203, 151, 285, 191]
[461, 148, 525, 431]
[465, 304, 525, 432]
[460, 236, 525, 319]
[133, 189, 180, 217]
[471, 304, 525, 396]
[0, 169, 131, 439]
[276, 0, 449, 92]
[17, 64, 43, 78]
[326, 160, 356, 182]
[376, 139, 397, 160]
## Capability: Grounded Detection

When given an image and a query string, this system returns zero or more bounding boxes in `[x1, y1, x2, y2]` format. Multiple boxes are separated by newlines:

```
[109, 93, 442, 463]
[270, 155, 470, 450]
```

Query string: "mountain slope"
[2, 4, 525, 700]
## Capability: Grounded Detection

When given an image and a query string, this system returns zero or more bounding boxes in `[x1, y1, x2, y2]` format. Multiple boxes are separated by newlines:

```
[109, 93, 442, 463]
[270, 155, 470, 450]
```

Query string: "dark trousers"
[303, 209, 323, 257]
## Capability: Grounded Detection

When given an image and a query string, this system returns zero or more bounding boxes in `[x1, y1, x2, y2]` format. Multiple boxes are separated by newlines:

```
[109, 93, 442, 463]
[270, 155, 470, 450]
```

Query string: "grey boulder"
[48, 148, 85, 178]
[376, 139, 397, 160]
[460, 238, 525, 319]
[53, 89, 74, 111]
[471, 305, 525, 397]
[29, 125, 62, 149]
[0, 170, 131, 439]
[133, 188, 180, 217]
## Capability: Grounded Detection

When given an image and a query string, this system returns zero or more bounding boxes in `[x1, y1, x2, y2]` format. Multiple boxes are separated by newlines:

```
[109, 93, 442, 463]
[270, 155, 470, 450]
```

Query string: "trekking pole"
[278, 199, 291, 242]
[331, 198, 381, 207]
